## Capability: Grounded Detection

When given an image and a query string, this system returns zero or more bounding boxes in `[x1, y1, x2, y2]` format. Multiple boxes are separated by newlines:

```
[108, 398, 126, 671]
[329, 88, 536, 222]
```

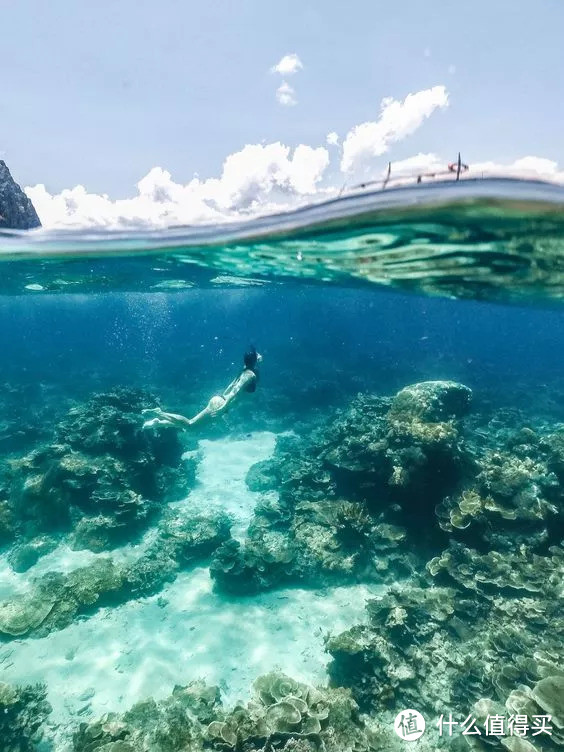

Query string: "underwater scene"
[0, 181, 563, 752]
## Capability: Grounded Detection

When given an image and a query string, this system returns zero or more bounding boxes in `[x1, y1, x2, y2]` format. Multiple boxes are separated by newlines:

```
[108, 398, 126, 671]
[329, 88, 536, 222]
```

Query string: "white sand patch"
[0, 431, 378, 750]
[175, 431, 278, 539]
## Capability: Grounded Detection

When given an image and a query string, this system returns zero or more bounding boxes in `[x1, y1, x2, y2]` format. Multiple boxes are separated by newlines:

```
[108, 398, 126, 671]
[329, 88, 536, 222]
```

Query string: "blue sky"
[2, 0, 563, 225]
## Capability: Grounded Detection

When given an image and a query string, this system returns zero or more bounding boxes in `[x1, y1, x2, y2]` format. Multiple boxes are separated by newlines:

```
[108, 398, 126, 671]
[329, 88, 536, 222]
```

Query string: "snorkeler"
[142, 347, 262, 430]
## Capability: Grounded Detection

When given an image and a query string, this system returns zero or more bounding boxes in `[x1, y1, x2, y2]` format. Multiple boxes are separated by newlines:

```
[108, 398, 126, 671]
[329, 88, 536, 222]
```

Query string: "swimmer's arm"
[221, 377, 239, 399]
[221, 353, 262, 400]
[222, 370, 255, 405]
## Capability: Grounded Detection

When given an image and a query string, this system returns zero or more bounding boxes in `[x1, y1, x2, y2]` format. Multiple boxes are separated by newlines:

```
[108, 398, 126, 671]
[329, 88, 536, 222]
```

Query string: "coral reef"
[2, 378, 562, 752]
[462, 674, 564, 750]
[73, 681, 219, 752]
[72, 673, 377, 752]
[0, 681, 52, 752]
[427, 541, 563, 596]
[210, 494, 414, 594]
[389, 380, 472, 422]
[2, 388, 195, 556]
[436, 427, 562, 551]
[226, 380, 562, 618]
[0, 498, 16, 545]
[123, 510, 232, 598]
[0, 512, 231, 640]
[326, 575, 563, 723]
[213, 381, 474, 594]
[287, 382, 564, 752]
[322, 381, 472, 513]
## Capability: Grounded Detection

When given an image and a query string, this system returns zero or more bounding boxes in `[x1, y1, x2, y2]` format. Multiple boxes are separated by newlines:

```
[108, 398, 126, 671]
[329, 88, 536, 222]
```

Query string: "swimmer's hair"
[244, 346, 258, 372]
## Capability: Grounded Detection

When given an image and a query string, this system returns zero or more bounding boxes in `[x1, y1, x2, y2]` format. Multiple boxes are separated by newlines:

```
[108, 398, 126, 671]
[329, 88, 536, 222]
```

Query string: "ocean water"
[0, 179, 562, 752]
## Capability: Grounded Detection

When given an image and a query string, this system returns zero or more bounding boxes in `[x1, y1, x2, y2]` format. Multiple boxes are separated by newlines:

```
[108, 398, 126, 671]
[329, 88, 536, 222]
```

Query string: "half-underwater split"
[0, 180, 563, 752]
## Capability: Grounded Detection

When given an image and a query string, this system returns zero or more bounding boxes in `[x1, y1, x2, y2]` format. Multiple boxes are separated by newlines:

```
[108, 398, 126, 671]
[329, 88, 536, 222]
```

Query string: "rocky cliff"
[0, 160, 41, 229]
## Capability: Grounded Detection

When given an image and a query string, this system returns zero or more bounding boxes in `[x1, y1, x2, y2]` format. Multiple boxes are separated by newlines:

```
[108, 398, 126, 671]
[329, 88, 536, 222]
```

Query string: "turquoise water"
[0, 179, 562, 752]
[1, 178, 563, 302]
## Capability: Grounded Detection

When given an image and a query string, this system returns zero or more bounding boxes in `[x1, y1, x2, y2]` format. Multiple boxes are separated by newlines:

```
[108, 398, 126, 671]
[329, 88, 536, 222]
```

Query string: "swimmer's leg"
[142, 407, 165, 417]
[142, 409, 194, 431]
[142, 416, 176, 430]
[185, 406, 211, 426]
[143, 395, 226, 431]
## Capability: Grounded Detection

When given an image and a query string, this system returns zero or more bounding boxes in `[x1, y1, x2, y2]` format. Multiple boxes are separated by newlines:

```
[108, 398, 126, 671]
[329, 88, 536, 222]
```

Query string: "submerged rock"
[7, 535, 58, 573]
[389, 380, 472, 422]
[0, 160, 41, 230]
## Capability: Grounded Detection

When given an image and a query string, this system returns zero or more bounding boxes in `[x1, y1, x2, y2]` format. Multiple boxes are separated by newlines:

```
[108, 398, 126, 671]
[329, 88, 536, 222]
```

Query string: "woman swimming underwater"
[142, 347, 262, 430]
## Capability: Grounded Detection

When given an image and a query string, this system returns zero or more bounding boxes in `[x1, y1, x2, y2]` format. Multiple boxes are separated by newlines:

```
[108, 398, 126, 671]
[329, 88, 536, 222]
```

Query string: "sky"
[2, 0, 564, 228]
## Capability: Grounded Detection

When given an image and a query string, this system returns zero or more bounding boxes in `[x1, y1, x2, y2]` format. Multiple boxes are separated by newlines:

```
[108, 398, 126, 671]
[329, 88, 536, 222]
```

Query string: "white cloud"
[276, 81, 297, 107]
[385, 152, 444, 176]
[471, 156, 564, 183]
[271, 53, 303, 76]
[326, 131, 340, 146]
[206, 142, 329, 207]
[26, 151, 564, 230]
[25, 176, 220, 230]
[26, 142, 330, 229]
[340, 85, 449, 174]
[362, 153, 564, 187]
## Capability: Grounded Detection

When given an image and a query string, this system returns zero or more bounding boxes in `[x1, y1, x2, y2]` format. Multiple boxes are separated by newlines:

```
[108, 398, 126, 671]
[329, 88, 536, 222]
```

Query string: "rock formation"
[0, 160, 41, 230]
